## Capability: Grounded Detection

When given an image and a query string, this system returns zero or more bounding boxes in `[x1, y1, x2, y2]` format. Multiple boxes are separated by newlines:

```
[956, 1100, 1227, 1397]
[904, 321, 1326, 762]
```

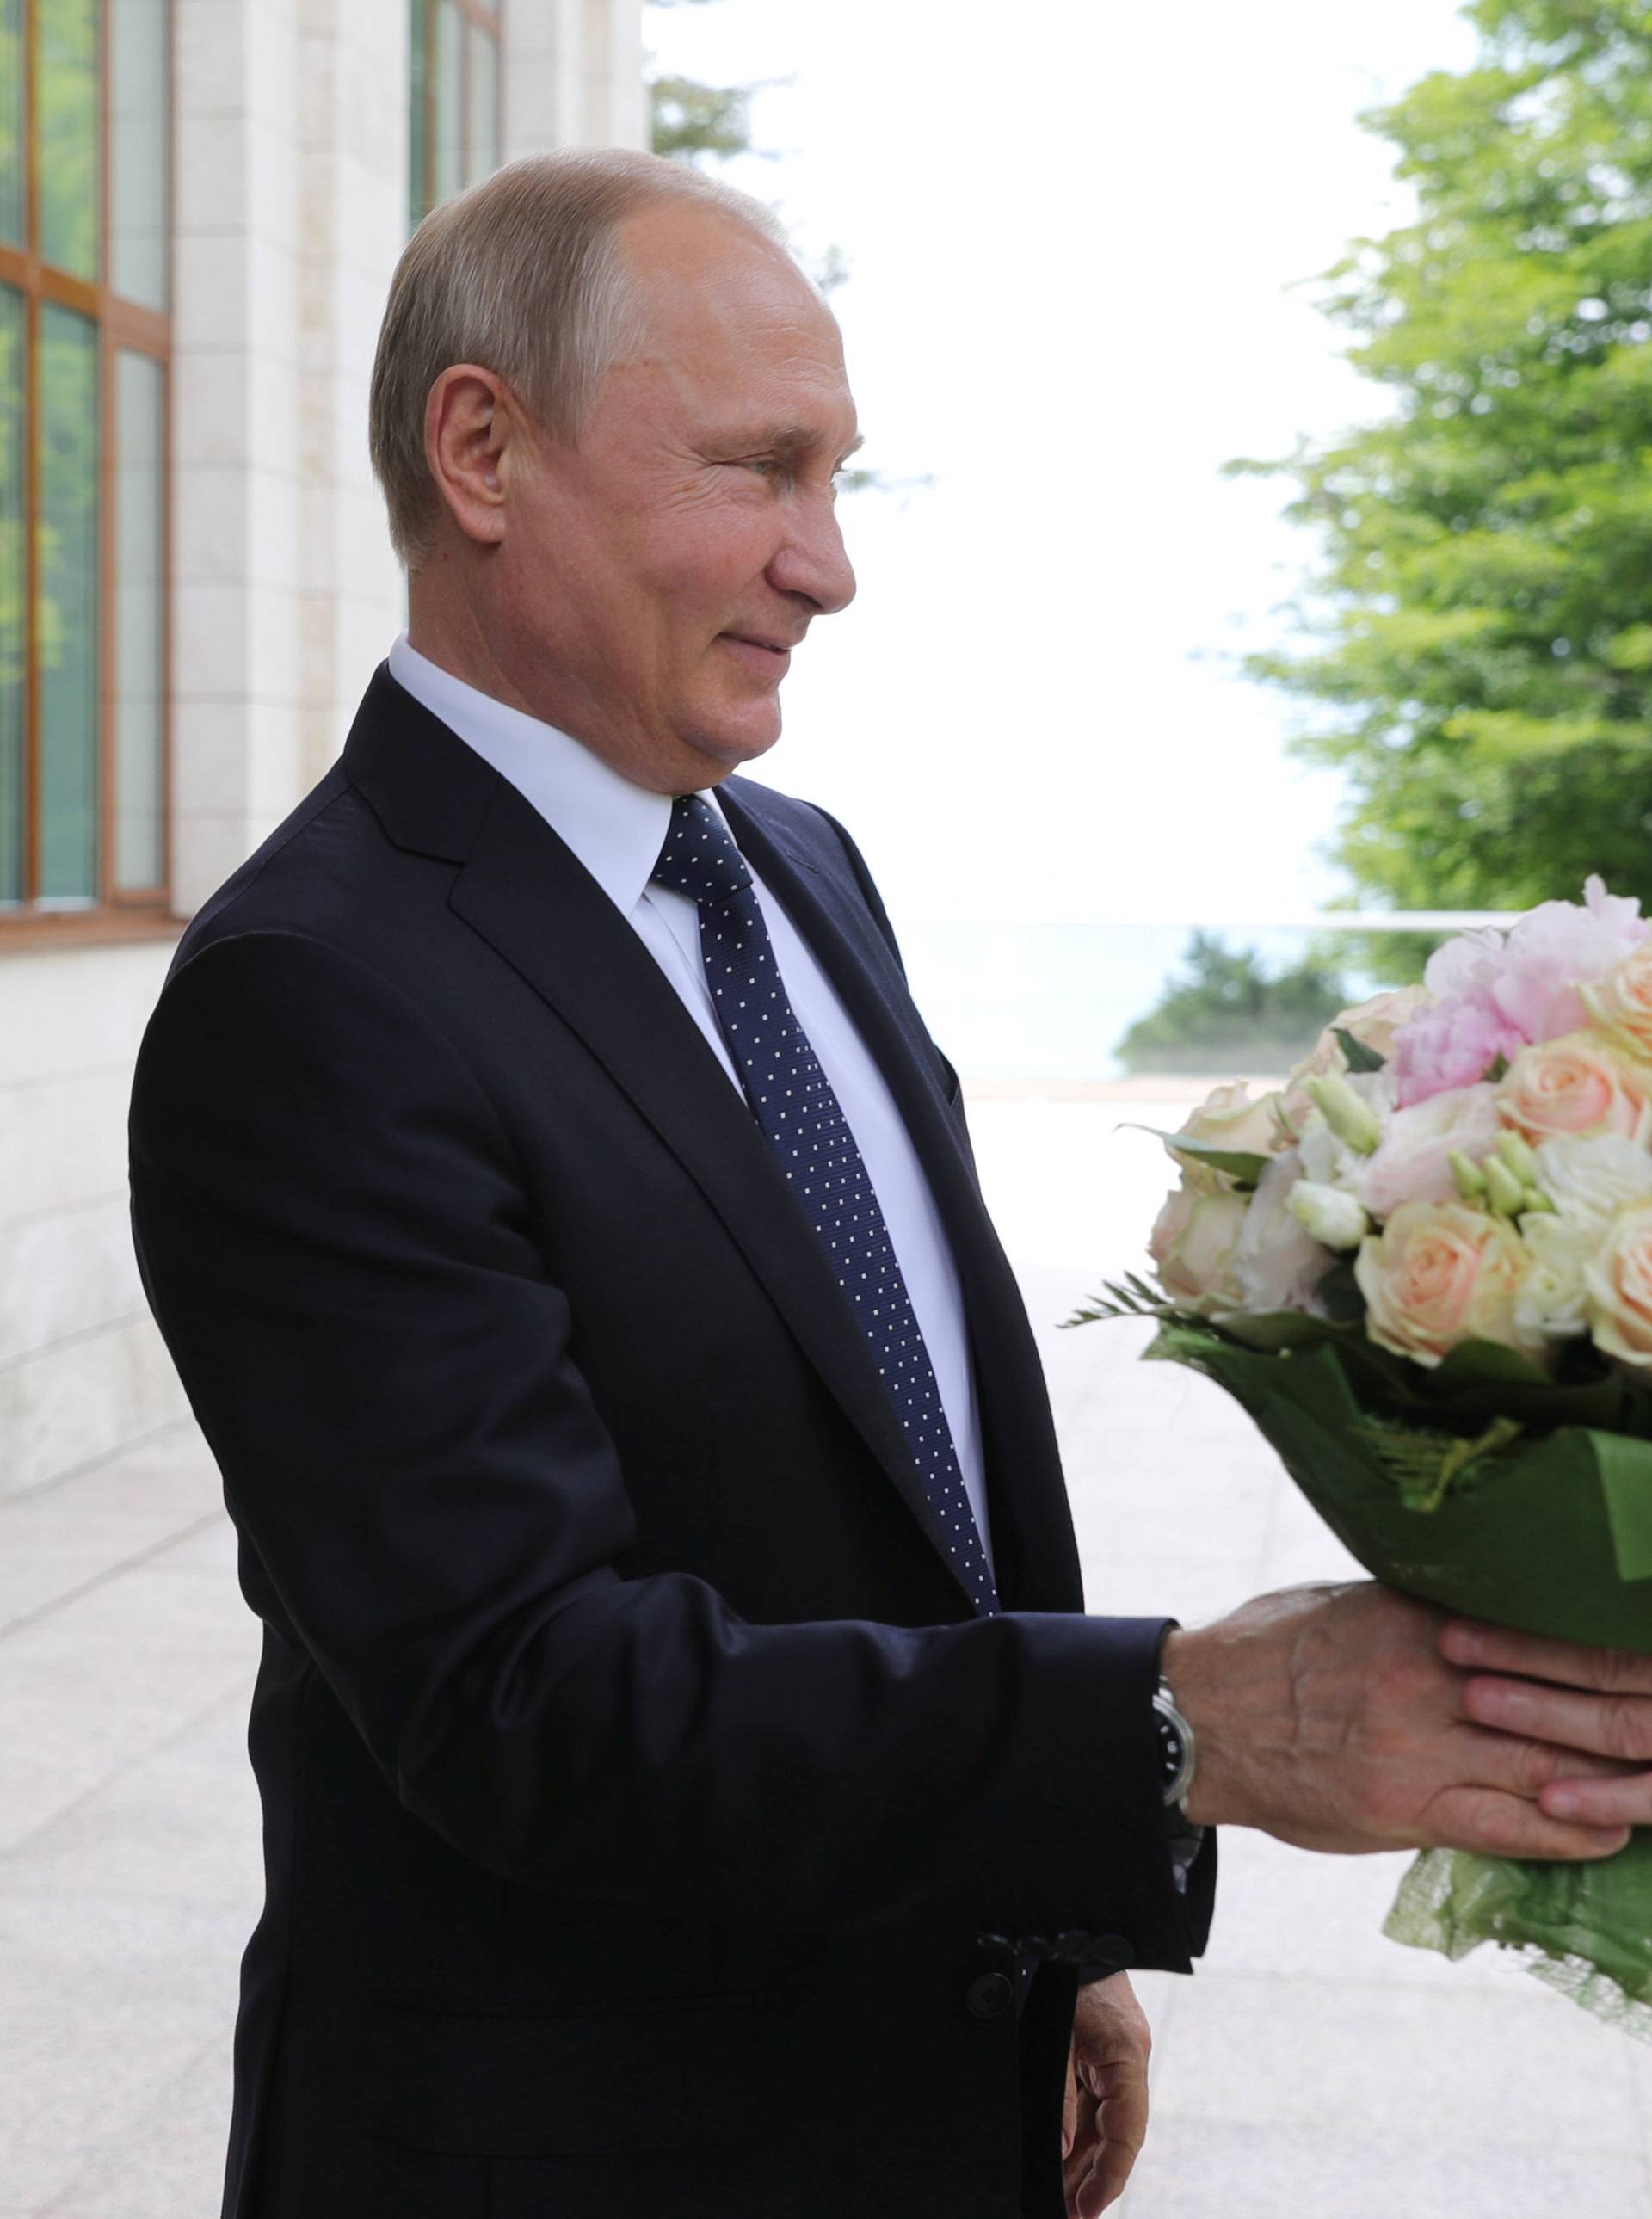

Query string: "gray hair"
[369, 149, 792, 570]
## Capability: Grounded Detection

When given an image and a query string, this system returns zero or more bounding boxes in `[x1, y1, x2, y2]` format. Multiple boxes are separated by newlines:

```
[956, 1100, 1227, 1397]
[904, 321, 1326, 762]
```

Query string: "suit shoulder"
[168, 769, 447, 989]
[719, 774, 868, 879]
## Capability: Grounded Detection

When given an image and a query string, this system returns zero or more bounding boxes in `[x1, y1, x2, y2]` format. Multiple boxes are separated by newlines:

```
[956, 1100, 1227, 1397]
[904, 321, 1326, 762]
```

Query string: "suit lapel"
[717, 785, 1082, 1611]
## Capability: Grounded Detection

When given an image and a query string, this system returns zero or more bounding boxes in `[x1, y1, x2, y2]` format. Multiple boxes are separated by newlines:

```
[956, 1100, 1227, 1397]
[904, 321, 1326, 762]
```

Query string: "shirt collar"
[386, 632, 729, 916]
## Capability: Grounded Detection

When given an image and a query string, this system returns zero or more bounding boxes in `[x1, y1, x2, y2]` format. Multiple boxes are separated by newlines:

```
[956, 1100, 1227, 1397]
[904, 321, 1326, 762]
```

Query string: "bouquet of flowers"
[1069, 878, 1652, 2032]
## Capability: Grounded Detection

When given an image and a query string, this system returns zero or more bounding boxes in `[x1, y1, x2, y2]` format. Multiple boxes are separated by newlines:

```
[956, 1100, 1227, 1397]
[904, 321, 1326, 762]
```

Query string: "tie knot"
[651, 792, 753, 908]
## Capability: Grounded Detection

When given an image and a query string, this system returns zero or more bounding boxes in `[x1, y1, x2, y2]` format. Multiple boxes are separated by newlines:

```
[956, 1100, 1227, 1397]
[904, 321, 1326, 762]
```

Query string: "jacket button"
[965, 1970, 1015, 2021]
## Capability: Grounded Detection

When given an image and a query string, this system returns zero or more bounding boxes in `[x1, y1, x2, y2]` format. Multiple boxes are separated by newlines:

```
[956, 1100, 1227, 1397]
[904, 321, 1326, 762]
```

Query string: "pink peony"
[1490, 876, 1649, 1043]
[1391, 878, 1649, 1108]
[1391, 1000, 1525, 1110]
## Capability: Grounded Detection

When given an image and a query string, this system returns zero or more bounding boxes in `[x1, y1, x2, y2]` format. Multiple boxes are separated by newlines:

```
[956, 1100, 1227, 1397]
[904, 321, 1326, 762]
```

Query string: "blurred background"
[4, 1, 1652, 2212]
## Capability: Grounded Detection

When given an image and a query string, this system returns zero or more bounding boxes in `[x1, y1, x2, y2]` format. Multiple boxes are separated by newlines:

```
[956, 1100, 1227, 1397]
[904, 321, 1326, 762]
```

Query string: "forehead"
[611, 202, 854, 430]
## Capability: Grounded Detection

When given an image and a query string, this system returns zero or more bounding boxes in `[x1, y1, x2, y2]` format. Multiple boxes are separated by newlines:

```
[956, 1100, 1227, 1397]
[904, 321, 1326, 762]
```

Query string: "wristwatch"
[1151, 1674, 1197, 1814]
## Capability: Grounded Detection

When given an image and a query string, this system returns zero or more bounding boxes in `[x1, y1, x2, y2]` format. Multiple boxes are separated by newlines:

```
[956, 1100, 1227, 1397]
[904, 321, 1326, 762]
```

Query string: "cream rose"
[1276, 985, 1433, 1138]
[1582, 940, 1652, 1065]
[1354, 1201, 1541, 1368]
[1496, 1031, 1652, 1145]
[1148, 1184, 1248, 1314]
[1170, 1081, 1288, 1183]
[1584, 1202, 1652, 1366]
[1331, 983, 1435, 1063]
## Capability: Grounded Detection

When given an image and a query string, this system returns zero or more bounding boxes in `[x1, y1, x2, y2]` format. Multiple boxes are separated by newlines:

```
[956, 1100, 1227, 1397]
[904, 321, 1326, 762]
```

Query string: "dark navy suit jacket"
[127, 665, 1213, 2219]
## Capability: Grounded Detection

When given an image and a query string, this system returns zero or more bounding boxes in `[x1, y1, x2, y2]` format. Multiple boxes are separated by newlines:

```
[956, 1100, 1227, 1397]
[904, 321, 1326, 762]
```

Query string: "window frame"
[0, 0, 175, 942]
[410, 0, 504, 231]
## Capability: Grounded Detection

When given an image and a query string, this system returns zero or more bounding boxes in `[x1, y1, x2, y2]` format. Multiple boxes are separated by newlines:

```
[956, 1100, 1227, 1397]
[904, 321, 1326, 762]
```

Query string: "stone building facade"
[2, 0, 646, 1501]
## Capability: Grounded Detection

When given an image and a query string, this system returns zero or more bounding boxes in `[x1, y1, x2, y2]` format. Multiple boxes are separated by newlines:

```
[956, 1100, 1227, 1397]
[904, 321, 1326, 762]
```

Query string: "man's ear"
[423, 363, 513, 547]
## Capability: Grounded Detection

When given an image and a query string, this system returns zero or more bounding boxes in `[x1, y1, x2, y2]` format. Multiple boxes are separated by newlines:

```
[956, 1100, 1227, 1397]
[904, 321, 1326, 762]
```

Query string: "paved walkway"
[3, 1097, 1649, 2214]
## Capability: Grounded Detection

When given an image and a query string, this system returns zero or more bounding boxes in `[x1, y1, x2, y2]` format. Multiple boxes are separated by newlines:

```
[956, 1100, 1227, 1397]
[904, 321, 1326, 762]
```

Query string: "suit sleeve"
[129, 925, 1208, 1966]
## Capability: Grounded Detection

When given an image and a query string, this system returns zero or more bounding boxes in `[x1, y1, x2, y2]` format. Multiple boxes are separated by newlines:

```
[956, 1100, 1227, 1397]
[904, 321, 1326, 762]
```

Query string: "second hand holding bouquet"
[1069, 878, 1652, 2031]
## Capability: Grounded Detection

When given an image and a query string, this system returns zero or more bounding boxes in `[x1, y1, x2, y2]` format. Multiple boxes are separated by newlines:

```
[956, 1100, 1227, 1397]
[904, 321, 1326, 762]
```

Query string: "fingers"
[1425, 1782, 1630, 1861]
[1441, 1618, 1652, 1697]
[1062, 2051, 1078, 2161]
[1540, 1772, 1652, 1829]
[1068, 2052, 1148, 2216]
[1460, 1671, 1652, 1766]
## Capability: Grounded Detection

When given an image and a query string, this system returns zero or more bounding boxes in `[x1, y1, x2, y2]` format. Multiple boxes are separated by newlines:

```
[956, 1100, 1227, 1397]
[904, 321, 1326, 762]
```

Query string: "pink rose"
[1496, 1031, 1652, 1144]
[1354, 1202, 1541, 1368]
[1359, 1082, 1503, 1218]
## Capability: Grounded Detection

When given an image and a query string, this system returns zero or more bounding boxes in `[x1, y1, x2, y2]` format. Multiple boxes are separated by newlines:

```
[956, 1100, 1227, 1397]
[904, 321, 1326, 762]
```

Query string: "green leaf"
[1335, 1026, 1388, 1073]
[1591, 1430, 1652, 1583]
[1427, 1339, 1555, 1393]
[1119, 1125, 1272, 1189]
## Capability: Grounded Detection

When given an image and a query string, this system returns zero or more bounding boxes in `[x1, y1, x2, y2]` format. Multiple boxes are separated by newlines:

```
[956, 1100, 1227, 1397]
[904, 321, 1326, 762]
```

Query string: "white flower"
[1359, 1082, 1503, 1220]
[1512, 1135, 1652, 1341]
[1228, 1150, 1337, 1316]
[1529, 1132, 1652, 1224]
[1288, 1180, 1370, 1251]
[1514, 1213, 1599, 1341]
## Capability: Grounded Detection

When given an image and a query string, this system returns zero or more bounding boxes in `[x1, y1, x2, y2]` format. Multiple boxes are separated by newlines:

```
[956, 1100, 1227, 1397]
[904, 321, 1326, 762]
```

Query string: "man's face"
[495, 203, 860, 792]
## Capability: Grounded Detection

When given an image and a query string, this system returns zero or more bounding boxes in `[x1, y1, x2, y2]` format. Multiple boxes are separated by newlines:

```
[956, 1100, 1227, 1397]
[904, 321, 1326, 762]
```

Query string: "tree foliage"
[649, 73, 756, 163]
[1232, 0, 1652, 913]
[1114, 933, 1351, 1075]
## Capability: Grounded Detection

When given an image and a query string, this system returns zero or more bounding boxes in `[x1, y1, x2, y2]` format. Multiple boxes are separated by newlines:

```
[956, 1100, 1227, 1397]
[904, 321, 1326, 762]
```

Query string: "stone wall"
[3, 0, 646, 1501]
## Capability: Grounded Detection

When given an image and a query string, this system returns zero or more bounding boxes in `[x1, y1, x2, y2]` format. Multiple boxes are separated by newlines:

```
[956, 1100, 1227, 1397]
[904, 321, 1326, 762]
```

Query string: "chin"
[677, 706, 784, 780]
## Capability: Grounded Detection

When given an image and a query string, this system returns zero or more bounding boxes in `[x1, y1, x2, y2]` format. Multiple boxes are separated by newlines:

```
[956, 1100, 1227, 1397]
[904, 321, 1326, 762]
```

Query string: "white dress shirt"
[385, 633, 996, 1579]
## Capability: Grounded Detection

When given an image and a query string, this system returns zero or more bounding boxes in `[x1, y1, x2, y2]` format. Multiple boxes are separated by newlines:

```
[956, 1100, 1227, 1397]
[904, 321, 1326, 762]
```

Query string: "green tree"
[1231, 0, 1652, 915]
[646, 0, 760, 163]
[1114, 933, 1351, 1076]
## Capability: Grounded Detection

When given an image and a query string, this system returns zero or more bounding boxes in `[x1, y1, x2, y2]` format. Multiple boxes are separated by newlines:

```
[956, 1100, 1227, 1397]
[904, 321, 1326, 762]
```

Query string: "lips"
[720, 633, 797, 676]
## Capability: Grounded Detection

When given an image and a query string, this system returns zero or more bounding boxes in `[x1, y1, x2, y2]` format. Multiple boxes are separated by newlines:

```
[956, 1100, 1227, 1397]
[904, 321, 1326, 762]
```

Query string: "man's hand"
[1162, 1582, 1634, 1860]
[1062, 1972, 1150, 2218]
[1441, 1618, 1652, 1831]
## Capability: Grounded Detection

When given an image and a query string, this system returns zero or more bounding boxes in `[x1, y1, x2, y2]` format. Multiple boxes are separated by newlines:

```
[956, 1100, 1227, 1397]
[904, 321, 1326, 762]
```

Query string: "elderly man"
[129, 150, 1645, 2219]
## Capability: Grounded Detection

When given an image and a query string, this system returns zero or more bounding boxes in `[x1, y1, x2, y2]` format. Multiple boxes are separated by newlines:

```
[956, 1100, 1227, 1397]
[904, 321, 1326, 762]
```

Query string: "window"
[0, 0, 170, 927]
[410, 0, 502, 233]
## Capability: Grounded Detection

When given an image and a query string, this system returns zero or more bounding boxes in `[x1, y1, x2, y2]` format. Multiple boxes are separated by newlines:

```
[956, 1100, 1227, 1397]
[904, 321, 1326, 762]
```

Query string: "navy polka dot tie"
[652, 794, 999, 1617]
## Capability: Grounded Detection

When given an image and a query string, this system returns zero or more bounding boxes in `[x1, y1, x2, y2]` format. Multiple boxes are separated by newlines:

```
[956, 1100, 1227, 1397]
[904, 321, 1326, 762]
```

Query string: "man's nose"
[767, 498, 857, 618]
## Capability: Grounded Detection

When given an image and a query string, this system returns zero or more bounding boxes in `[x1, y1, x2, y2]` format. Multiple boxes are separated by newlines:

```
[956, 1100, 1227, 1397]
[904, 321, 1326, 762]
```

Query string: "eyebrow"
[719, 425, 866, 464]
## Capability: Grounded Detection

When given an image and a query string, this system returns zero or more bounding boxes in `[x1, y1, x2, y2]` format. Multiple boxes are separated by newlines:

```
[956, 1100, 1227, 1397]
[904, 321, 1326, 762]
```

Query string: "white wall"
[3, 0, 646, 1501]
[0, 941, 191, 1501]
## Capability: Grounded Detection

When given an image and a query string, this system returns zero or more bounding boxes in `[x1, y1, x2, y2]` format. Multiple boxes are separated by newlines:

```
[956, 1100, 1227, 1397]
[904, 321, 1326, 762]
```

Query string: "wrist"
[1158, 1625, 1224, 1830]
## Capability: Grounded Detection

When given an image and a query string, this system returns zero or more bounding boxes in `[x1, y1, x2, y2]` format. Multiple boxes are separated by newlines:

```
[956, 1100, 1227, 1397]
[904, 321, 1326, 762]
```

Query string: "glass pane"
[409, 0, 428, 228]
[110, 0, 170, 309]
[114, 348, 162, 889]
[37, 304, 99, 903]
[0, 284, 22, 904]
[432, 0, 462, 207]
[38, 0, 101, 281]
[0, 0, 22, 247]
[465, 23, 499, 186]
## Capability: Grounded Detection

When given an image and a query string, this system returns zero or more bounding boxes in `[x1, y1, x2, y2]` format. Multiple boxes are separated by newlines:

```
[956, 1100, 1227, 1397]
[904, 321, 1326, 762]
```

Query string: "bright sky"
[644, 0, 1482, 929]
